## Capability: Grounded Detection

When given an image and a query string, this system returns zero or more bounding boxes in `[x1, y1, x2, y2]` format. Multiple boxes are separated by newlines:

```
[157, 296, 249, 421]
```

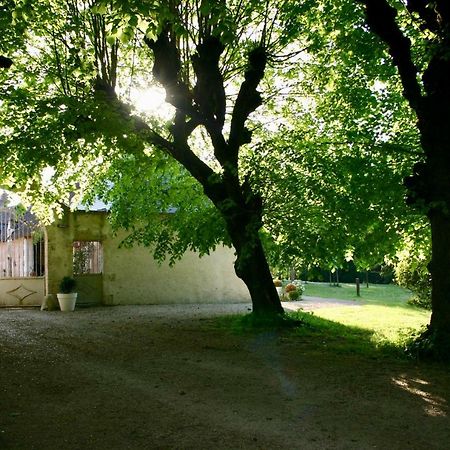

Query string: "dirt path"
[284, 296, 362, 312]
[1, 305, 449, 449]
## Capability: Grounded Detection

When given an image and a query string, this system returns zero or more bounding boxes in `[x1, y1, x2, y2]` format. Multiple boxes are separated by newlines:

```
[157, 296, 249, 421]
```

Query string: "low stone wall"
[0, 277, 45, 306]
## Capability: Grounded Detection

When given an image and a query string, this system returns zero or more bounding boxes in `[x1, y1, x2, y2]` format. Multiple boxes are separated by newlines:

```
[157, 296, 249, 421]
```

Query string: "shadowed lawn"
[218, 310, 427, 359]
[218, 284, 429, 356]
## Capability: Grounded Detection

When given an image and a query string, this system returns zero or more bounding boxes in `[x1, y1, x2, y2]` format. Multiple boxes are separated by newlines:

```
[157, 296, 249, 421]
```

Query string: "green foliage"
[394, 237, 431, 309]
[73, 241, 94, 275]
[243, 0, 424, 275]
[59, 276, 76, 294]
[92, 150, 231, 264]
[0, 0, 431, 284]
[254, 132, 420, 273]
[0, 0, 306, 268]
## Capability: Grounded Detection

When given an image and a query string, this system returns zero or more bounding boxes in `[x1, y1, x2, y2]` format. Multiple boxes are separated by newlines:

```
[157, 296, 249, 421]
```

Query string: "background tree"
[244, 1, 425, 283]
[351, 0, 450, 355]
[394, 231, 431, 309]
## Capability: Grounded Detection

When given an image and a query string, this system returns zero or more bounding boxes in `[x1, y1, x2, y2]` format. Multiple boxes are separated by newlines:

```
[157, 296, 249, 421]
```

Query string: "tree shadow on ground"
[215, 309, 436, 361]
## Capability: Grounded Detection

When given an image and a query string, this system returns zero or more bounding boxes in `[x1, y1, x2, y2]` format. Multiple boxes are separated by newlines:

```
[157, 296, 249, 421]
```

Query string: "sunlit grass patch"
[307, 305, 430, 346]
[215, 283, 430, 358]
[303, 282, 412, 306]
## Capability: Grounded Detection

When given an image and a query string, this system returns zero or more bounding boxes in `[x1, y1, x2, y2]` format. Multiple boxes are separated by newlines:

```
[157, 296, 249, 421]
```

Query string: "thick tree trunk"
[232, 226, 284, 316]
[415, 92, 450, 352]
[212, 187, 284, 316]
[429, 210, 450, 338]
[420, 101, 450, 344]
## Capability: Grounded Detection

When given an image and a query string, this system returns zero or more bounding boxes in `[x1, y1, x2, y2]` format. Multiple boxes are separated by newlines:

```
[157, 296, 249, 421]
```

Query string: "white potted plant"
[57, 276, 77, 312]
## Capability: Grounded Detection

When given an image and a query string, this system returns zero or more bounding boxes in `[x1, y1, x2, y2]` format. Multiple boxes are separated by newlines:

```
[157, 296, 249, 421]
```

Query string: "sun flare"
[129, 86, 175, 120]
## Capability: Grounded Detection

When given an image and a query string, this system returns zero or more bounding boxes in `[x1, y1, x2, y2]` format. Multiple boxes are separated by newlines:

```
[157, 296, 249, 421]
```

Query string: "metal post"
[356, 277, 360, 297]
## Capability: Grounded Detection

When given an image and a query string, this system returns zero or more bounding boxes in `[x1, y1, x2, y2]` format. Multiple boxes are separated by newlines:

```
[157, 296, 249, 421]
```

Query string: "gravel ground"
[1, 302, 449, 449]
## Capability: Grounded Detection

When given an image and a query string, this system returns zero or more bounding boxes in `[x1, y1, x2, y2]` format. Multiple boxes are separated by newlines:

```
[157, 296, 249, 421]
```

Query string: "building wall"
[46, 211, 250, 305]
[45, 210, 107, 296]
[103, 231, 250, 305]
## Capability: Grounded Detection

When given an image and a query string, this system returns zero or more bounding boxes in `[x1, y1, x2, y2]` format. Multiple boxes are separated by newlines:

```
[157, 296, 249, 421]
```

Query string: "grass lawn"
[220, 283, 431, 358]
[295, 282, 431, 353]
[303, 281, 411, 305]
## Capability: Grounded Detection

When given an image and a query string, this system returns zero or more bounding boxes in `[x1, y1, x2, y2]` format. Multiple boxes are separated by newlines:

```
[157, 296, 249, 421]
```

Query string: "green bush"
[292, 280, 304, 296]
[59, 276, 77, 294]
[281, 280, 303, 301]
[288, 290, 300, 301]
[395, 252, 431, 309]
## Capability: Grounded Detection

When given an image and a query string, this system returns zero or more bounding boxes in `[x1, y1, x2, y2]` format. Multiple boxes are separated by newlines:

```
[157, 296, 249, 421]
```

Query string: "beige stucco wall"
[46, 211, 250, 305]
[103, 231, 250, 305]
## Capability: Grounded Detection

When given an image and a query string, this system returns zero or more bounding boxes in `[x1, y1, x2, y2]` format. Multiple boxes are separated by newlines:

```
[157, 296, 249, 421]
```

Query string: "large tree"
[3, 0, 444, 330]
[246, 1, 423, 278]
[1, 0, 310, 316]
[353, 0, 450, 354]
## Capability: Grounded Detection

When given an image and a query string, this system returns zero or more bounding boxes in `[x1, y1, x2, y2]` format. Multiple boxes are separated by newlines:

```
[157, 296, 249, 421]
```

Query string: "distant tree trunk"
[289, 266, 296, 281]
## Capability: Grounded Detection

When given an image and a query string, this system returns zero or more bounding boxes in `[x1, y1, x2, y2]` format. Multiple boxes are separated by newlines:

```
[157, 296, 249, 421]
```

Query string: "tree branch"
[0, 56, 13, 68]
[359, 0, 423, 112]
[406, 0, 440, 33]
[131, 110, 216, 189]
[228, 46, 267, 164]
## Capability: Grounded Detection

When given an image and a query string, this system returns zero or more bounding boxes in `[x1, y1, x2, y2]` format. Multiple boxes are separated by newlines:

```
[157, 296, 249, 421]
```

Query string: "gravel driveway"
[1, 301, 449, 450]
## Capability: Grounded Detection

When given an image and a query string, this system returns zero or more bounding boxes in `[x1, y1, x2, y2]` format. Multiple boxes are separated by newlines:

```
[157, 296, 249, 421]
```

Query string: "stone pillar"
[45, 211, 74, 296]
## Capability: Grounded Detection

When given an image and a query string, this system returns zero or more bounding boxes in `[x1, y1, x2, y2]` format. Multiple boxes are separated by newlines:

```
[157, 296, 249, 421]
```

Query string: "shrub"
[59, 276, 77, 294]
[283, 282, 303, 301]
[273, 279, 282, 287]
[395, 252, 431, 309]
[288, 290, 300, 301]
[285, 283, 297, 293]
[292, 280, 304, 296]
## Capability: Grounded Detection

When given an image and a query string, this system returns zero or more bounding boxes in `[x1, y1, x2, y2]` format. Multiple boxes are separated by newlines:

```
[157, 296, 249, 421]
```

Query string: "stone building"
[0, 204, 250, 308]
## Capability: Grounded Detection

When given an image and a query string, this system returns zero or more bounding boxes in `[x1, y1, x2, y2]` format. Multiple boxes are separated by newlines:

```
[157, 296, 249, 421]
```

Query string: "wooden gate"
[0, 205, 45, 306]
[73, 240, 103, 306]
